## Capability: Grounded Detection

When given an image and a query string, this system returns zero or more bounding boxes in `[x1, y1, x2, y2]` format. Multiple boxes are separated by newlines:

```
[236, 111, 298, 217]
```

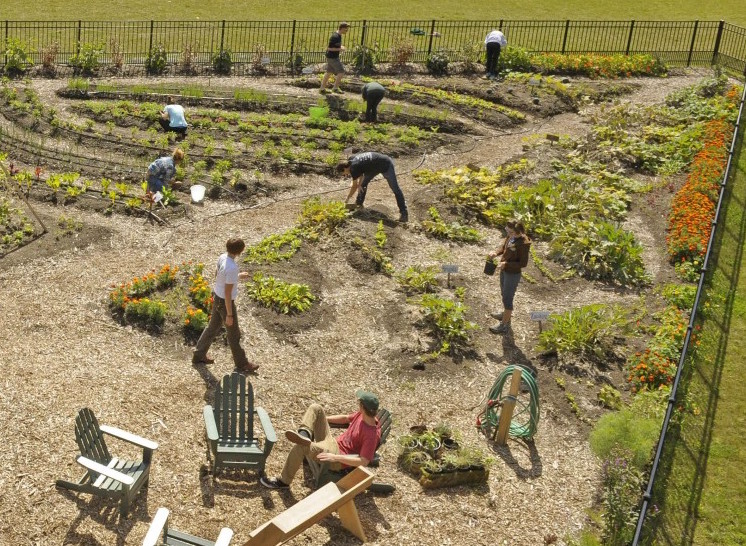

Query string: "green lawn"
[2, 0, 744, 26]
[646, 112, 746, 544]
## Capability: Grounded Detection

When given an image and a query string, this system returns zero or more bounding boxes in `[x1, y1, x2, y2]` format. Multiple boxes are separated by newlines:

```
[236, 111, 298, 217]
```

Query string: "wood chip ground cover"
[0, 69, 718, 545]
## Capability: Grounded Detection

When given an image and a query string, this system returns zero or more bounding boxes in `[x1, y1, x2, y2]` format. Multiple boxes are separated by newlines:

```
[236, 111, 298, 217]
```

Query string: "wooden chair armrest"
[215, 528, 234, 546]
[203, 405, 219, 442]
[142, 507, 170, 546]
[77, 456, 135, 486]
[100, 424, 159, 451]
[255, 407, 277, 444]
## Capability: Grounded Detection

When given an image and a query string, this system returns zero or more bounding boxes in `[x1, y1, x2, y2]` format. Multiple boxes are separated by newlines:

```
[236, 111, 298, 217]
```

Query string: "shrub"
[41, 42, 60, 74]
[426, 50, 450, 76]
[108, 37, 124, 71]
[538, 303, 629, 358]
[179, 43, 196, 73]
[600, 448, 644, 546]
[4, 38, 34, 75]
[145, 44, 168, 75]
[251, 43, 270, 73]
[212, 49, 232, 75]
[590, 405, 661, 470]
[286, 52, 305, 73]
[69, 42, 104, 75]
[351, 43, 382, 73]
[246, 272, 315, 314]
[496, 46, 532, 73]
[457, 43, 483, 72]
[389, 37, 415, 69]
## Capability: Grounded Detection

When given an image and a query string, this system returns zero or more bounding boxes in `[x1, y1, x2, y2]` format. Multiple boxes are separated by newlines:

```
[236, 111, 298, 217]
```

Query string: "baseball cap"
[355, 390, 379, 413]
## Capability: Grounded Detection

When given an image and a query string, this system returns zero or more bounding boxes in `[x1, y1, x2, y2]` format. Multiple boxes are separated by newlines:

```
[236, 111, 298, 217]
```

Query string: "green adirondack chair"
[143, 507, 234, 546]
[305, 408, 394, 493]
[203, 372, 277, 475]
[56, 407, 158, 517]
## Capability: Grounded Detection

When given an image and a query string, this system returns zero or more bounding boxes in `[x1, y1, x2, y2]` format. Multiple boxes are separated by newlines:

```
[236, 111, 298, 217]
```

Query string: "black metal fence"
[2, 19, 745, 76]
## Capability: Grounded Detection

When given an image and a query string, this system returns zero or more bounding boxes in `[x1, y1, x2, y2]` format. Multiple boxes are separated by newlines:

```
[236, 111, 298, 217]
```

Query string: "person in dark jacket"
[362, 81, 385, 122]
[337, 152, 408, 223]
[488, 220, 531, 334]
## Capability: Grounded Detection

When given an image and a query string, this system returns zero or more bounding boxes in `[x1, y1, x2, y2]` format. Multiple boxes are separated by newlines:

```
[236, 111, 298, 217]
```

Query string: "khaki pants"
[280, 403, 342, 484]
[193, 293, 250, 368]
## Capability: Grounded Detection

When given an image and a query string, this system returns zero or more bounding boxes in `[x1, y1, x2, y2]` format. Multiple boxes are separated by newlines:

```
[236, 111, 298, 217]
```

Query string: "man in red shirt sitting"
[260, 390, 381, 489]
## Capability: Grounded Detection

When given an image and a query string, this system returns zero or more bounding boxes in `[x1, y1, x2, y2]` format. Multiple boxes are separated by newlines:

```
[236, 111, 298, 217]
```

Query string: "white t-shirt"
[214, 253, 239, 301]
[164, 104, 188, 128]
[485, 30, 507, 47]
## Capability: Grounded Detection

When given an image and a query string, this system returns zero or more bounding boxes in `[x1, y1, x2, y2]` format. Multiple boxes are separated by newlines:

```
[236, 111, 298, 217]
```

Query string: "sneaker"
[319, 88, 330, 94]
[489, 312, 504, 321]
[489, 323, 511, 334]
[398, 212, 409, 223]
[192, 354, 215, 365]
[260, 476, 289, 489]
[285, 430, 312, 446]
[332, 88, 344, 94]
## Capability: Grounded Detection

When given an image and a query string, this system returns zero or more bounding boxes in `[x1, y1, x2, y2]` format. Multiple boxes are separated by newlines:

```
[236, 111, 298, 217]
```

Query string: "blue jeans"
[500, 270, 521, 310]
[355, 163, 408, 215]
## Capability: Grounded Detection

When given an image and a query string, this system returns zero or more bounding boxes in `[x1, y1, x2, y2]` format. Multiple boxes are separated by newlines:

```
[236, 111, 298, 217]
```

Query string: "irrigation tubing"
[631, 80, 746, 545]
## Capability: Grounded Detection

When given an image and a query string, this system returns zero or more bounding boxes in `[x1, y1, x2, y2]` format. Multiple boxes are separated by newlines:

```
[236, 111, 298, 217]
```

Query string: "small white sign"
[441, 264, 458, 274]
[261, 56, 271, 65]
[153, 191, 163, 203]
[530, 311, 551, 321]
[301, 66, 314, 74]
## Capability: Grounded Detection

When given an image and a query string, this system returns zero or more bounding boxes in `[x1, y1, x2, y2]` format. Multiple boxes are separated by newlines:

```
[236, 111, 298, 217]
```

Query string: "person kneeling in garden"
[260, 390, 381, 489]
[159, 97, 188, 136]
[146, 148, 184, 194]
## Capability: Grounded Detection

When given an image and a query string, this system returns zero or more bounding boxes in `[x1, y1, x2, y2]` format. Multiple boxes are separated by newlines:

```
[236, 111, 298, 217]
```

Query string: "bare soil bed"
[0, 68, 711, 546]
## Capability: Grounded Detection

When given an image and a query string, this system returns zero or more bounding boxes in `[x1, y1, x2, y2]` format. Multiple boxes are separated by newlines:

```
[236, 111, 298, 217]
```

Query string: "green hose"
[478, 365, 540, 440]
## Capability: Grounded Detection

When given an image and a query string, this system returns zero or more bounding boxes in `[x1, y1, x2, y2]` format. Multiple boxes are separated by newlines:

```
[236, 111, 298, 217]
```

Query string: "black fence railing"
[1, 19, 745, 76]
[630, 74, 746, 544]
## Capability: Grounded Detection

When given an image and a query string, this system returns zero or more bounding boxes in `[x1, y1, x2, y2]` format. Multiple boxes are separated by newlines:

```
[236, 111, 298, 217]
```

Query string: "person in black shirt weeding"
[337, 152, 409, 223]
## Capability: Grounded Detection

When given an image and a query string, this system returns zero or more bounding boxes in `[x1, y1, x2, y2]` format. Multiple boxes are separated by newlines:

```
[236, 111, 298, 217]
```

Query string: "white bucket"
[190, 184, 206, 203]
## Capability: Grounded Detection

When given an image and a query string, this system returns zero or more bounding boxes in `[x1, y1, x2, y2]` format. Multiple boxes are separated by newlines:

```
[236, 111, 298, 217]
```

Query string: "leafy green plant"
[352, 237, 395, 275]
[416, 289, 478, 357]
[351, 43, 383, 73]
[69, 42, 105, 75]
[212, 49, 232, 74]
[246, 272, 315, 314]
[396, 265, 438, 294]
[456, 43, 483, 72]
[598, 385, 622, 410]
[375, 220, 387, 248]
[537, 303, 629, 358]
[184, 305, 209, 333]
[426, 50, 450, 76]
[4, 38, 34, 75]
[123, 297, 167, 327]
[421, 206, 482, 243]
[145, 43, 168, 75]
[244, 228, 303, 264]
[599, 448, 644, 546]
[496, 46, 533, 74]
[298, 198, 348, 239]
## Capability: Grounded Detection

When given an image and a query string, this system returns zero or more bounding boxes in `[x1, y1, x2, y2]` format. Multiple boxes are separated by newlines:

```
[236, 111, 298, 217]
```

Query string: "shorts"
[326, 58, 345, 75]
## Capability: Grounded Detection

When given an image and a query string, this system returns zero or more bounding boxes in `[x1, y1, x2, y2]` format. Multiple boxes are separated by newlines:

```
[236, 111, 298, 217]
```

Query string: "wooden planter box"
[419, 467, 489, 489]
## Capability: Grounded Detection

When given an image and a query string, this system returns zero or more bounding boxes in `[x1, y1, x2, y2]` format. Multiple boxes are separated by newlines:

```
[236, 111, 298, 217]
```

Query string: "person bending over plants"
[192, 237, 259, 373]
[159, 96, 188, 136]
[337, 152, 409, 223]
[361, 81, 385, 122]
[260, 390, 381, 489]
[146, 148, 184, 194]
[488, 220, 531, 334]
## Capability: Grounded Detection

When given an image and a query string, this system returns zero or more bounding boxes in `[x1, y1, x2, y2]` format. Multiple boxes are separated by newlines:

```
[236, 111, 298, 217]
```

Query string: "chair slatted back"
[377, 408, 392, 448]
[74, 407, 112, 464]
[215, 373, 254, 443]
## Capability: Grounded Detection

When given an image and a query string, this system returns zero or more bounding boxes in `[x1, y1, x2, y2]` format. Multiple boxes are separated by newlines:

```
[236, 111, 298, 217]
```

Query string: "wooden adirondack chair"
[55, 407, 158, 517]
[143, 507, 234, 546]
[203, 372, 277, 475]
[305, 408, 394, 493]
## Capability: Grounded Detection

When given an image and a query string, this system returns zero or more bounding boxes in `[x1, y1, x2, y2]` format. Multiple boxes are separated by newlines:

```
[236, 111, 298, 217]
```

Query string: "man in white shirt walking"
[192, 237, 258, 373]
[484, 29, 508, 79]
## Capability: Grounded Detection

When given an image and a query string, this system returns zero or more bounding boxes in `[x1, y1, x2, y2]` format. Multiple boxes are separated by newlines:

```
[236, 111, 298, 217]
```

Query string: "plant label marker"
[530, 310, 551, 333]
[302, 66, 314, 75]
[442, 264, 458, 287]
[495, 367, 522, 445]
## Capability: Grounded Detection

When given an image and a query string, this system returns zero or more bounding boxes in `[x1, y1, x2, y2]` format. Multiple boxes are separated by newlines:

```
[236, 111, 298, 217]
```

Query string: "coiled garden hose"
[477, 365, 540, 440]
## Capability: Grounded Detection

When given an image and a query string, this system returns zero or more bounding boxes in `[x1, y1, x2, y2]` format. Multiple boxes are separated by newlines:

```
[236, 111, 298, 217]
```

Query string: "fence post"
[289, 20, 296, 75]
[4, 21, 8, 68]
[712, 20, 725, 65]
[427, 20, 436, 57]
[625, 20, 635, 55]
[687, 20, 699, 67]
[219, 20, 225, 52]
[76, 20, 82, 56]
[148, 20, 154, 56]
[360, 20, 367, 71]
[561, 20, 570, 54]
